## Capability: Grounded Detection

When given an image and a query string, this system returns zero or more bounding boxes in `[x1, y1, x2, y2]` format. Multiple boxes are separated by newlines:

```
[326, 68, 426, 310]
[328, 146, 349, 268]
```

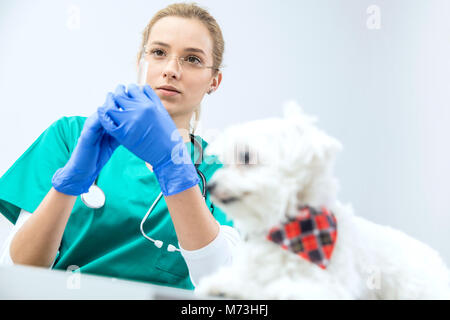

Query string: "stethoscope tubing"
[139, 134, 207, 251]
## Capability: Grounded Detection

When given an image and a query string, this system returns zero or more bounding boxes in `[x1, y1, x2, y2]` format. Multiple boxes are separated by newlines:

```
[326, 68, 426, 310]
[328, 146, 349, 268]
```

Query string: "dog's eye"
[238, 151, 247, 164]
[241, 151, 250, 165]
[233, 144, 257, 166]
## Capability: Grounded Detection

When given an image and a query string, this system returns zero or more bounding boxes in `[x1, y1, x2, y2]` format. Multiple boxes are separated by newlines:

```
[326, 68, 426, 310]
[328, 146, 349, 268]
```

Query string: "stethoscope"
[80, 133, 209, 252]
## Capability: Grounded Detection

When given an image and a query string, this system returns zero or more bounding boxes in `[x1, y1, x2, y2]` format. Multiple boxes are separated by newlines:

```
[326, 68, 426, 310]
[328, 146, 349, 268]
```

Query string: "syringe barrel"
[137, 57, 149, 87]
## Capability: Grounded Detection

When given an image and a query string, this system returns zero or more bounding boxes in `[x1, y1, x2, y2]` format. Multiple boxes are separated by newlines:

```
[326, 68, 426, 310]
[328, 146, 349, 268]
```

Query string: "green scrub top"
[0, 116, 233, 290]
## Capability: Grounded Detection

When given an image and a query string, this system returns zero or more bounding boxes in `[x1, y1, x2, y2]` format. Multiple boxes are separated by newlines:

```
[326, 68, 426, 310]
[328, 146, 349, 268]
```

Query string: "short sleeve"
[179, 223, 241, 287]
[0, 209, 32, 266]
[0, 116, 86, 225]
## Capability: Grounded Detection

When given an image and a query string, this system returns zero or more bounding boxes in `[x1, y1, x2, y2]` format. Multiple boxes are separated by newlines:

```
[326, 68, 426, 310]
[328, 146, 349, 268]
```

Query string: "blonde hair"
[137, 2, 225, 135]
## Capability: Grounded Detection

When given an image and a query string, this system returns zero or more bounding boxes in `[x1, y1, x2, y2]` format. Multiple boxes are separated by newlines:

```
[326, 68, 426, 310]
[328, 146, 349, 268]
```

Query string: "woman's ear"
[208, 72, 222, 94]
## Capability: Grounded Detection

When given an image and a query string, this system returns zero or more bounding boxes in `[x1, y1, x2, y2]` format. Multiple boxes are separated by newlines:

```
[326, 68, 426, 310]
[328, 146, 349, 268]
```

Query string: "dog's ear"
[282, 100, 318, 127]
[310, 132, 343, 168]
[280, 100, 342, 170]
[278, 101, 342, 207]
[283, 99, 303, 117]
[284, 128, 342, 173]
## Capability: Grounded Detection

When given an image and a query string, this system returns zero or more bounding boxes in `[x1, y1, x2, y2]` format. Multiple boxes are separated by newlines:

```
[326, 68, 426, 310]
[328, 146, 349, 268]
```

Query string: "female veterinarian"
[0, 3, 239, 290]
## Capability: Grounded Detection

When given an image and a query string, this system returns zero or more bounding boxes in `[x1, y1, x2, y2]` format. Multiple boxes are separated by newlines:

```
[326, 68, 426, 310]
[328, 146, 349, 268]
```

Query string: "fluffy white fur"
[195, 101, 450, 299]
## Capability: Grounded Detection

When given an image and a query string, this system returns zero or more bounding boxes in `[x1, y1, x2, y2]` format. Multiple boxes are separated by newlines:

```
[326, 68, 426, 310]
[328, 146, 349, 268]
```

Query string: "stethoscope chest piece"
[81, 184, 106, 209]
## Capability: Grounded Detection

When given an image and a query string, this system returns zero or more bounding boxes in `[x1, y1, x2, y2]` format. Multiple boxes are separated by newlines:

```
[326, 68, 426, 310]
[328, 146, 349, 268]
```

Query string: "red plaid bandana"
[266, 205, 337, 269]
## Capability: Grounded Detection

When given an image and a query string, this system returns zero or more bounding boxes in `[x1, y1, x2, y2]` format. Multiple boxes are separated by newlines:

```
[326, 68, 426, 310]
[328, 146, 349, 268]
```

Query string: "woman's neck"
[172, 115, 192, 143]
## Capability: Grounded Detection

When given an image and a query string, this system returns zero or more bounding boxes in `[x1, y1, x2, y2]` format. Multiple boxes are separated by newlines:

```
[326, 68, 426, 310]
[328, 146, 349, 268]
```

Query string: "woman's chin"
[161, 101, 176, 111]
[161, 102, 181, 118]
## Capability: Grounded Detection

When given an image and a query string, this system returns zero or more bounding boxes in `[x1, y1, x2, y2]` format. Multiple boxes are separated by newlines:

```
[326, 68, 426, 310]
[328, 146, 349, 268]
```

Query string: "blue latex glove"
[97, 84, 199, 196]
[52, 93, 120, 196]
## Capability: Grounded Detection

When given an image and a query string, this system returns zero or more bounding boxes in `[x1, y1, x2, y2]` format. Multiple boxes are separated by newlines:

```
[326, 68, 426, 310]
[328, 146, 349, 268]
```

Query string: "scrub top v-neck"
[0, 116, 233, 290]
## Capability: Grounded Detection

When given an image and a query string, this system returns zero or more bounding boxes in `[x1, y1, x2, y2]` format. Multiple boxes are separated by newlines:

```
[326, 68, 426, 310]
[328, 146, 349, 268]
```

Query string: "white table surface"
[0, 264, 206, 300]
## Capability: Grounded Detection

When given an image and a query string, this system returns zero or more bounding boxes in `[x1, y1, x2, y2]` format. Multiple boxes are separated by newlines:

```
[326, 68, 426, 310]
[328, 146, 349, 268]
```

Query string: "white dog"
[196, 101, 450, 299]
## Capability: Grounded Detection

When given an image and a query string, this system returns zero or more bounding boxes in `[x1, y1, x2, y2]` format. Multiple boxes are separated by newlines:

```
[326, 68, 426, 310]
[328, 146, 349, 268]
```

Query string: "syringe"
[137, 49, 149, 88]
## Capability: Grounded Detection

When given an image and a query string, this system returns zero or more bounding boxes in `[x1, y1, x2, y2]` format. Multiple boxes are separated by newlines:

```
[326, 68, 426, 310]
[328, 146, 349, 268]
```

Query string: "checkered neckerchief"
[266, 205, 337, 269]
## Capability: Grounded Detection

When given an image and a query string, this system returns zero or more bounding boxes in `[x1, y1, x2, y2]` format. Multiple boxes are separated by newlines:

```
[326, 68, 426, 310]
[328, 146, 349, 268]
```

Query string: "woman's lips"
[157, 88, 180, 97]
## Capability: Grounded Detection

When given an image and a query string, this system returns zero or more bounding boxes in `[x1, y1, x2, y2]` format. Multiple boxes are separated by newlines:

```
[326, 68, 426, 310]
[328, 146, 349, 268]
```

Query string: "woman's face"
[143, 16, 221, 123]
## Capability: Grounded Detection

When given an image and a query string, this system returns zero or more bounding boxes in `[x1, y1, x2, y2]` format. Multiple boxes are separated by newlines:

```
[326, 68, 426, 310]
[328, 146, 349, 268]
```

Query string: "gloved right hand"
[52, 93, 120, 196]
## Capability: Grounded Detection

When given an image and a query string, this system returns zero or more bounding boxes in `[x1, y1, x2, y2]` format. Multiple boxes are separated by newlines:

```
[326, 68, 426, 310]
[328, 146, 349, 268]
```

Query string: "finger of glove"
[99, 91, 120, 112]
[80, 112, 104, 145]
[97, 95, 120, 134]
[107, 92, 133, 126]
[113, 91, 143, 113]
[84, 112, 102, 133]
[99, 131, 119, 157]
[143, 84, 161, 103]
[113, 84, 134, 111]
[126, 83, 145, 99]
[99, 97, 121, 151]
[114, 84, 127, 98]
[108, 134, 120, 151]
[98, 109, 124, 144]
[104, 91, 121, 111]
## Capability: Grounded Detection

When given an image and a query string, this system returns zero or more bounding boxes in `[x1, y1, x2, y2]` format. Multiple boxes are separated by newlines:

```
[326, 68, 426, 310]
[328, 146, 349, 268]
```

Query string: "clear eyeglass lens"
[145, 51, 205, 70]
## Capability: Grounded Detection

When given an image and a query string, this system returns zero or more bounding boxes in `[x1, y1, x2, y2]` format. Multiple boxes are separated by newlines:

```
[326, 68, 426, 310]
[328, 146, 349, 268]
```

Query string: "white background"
[0, 0, 449, 265]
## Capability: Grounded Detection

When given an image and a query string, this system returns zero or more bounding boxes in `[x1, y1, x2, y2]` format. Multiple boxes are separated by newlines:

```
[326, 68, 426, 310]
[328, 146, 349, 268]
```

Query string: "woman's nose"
[163, 57, 182, 79]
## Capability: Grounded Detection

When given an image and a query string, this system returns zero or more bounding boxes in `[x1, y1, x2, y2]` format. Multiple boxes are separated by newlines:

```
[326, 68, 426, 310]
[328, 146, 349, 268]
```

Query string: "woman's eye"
[151, 49, 165, 57]
[186, 56, 201, 64]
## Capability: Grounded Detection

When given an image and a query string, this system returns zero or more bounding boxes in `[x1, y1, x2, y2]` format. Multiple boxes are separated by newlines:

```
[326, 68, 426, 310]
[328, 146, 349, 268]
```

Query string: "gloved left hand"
[52, 93, 120, 195]
[97, 84, 199, 196]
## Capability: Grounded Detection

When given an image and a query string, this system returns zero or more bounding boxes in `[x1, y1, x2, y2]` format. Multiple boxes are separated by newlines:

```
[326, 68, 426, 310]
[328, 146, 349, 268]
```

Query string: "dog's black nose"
[206, 181, 217, 193]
